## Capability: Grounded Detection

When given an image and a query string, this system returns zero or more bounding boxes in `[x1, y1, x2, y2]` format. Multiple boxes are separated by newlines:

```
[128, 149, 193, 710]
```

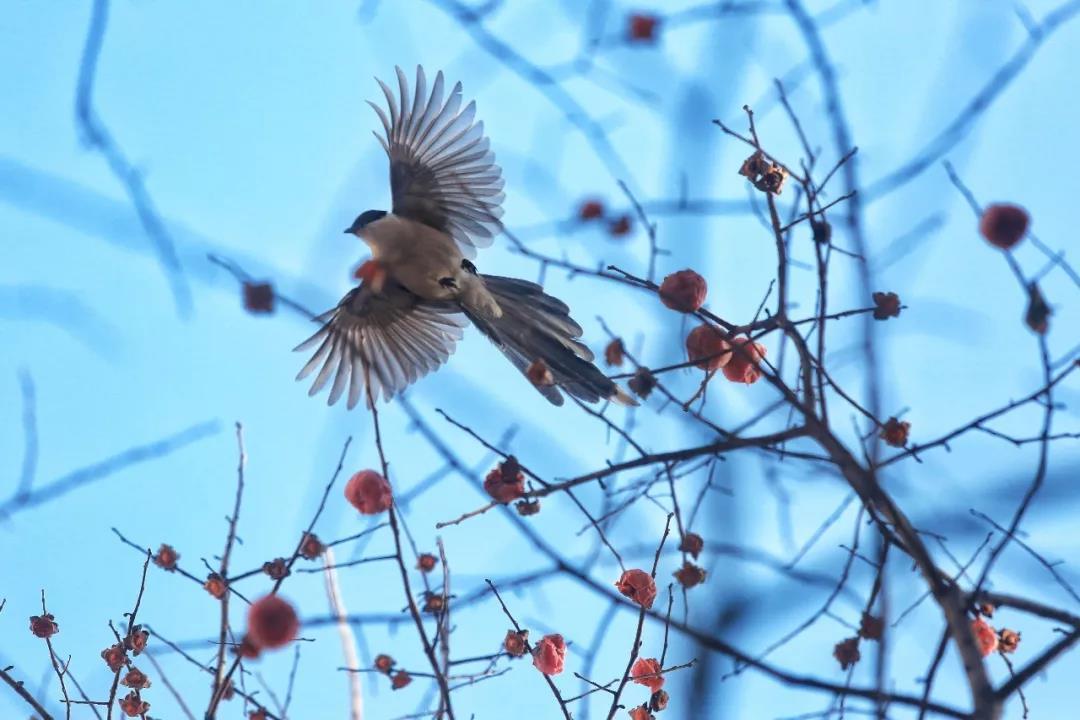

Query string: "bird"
[295, 66, 635, 410]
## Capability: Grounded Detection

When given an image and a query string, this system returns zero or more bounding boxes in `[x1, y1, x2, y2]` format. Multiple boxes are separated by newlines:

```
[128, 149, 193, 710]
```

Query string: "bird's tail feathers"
[466, 275, 637, 407]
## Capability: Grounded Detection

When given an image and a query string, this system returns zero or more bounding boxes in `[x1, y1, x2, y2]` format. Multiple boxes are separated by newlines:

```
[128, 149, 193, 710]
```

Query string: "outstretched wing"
[368, 65, 505, 257]
[294, 281, 467, 408]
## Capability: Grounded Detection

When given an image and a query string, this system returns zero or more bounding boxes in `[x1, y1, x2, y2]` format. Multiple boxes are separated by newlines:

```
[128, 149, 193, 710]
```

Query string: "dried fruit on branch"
[299, 532, 325, 560]
[629, 367, 658, 399]
[972, 618, 998, 657]
[631, 657, 665, 693]
[153, 543, 180, 571]
[609, 215, 633, 237]
[628, 13, 660, 42]
[247, 595, 300, 651]
[604, 338, 626, 367]
[484, 456, 526, 504]
[532, 633, 566, 675]
[880, 417, 910, 448]
[516, 498, 541, 516]
[616, 569, 657, 609]
[859, 613, 884, 641]
[579, 199, 605, 221]
[29, 613, 58, 639]
[1025, 283, 1050, 334]
[102, 643, 127, 672]
[833, 636, 861, 670]
[721, 338, 766, 385]
[679, 532, 704, 559]
[739, 150, 788, 194]
[121, 667, 151, 690]
[872, 291, 901, 320]
[686, 325, 731, 372]
[119, 691, 149, 717]
[979, 203, 1029, 250]
[243, 282, 275, 314]
[504, 629, 529, 657]
[204, 573, 227, 599]
[345, 470, 393, 515]
[674, 561, 707, 589]
[659, 270, 707, 313]
[235, 635, 260, 659]
[999, 628, 1021, 654]
[262, 557, 290, 580]
[127, 626, 149, 655]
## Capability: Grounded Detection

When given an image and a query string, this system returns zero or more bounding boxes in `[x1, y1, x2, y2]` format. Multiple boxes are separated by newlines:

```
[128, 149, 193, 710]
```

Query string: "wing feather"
[295, 282, 466, 408]
[371, 66, 504, 254]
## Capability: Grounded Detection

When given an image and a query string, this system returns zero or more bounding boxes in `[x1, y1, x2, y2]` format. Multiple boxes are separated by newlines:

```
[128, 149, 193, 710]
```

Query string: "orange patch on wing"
[354, 259, 387, 291]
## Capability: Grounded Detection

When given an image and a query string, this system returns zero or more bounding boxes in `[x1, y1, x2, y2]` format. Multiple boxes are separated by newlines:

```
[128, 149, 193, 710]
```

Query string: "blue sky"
[2, 1, 1079, 719]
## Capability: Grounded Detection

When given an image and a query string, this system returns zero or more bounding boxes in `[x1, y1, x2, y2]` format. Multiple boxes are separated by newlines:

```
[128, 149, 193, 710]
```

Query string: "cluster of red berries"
[484, 456, 526, 504]
[577, 198, 634, 238]
[373, 653, 412, 690]
[31, 612, 156, 717]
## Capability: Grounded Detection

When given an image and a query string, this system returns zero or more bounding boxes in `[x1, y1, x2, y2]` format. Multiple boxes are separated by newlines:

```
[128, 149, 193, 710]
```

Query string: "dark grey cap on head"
[345, 209, 387, 234]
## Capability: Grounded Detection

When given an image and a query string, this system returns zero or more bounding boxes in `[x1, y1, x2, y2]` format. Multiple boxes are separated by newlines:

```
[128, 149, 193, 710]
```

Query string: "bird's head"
[344, 209, 388, 239]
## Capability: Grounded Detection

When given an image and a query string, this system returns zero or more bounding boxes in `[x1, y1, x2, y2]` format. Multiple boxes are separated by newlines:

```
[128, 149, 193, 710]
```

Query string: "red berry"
[119, 691, 149, 717]
[344, 470, 393, 515]
[579, 199, 605, 220]
[416, 553, 438, 573]
[484, 457, 526, 504]
[152, 543, 180, 571]
[722, 338, 767, 385]
[101, 643, 127, 672]
[972, 618, 998, 657]
[859, 613, 884, 641]
[979, 203, 1029, 250]
[504, 629, 529, 657]
[659, 269, 707, 313]
[532, 634, 566, 675]
[204, 573, 227, 599]
[243, 282, 275, 314]
[679, 532, 704, 559]
[615, 569, 657, 609]
[608, 215, 632, 237]
[833, 636, 861, 670]
[246, 595, 300, 651]
[880, 417, 910, 448]
[604, 338, 625, 367]
[299, 532, 324, 560]
[628, 13, 660, 42]
[374, 654, 395, 673]
[872, 291, 901, 320]
[235, 635, 261, 659]
[29, 614, 58, 639]
[686, 325, 731, 372]
[631, 657, 664, 693]
[120, 667, 151, 690]
[673, 561, 706, 589]
[262, 557, 290, 580]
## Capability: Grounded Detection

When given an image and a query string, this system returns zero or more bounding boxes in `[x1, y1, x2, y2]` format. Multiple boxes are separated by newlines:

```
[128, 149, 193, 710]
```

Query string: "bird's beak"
[343, 228, 352, 235]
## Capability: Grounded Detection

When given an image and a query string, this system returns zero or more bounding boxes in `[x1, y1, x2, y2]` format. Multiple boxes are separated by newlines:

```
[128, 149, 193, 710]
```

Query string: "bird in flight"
[295, 66, 634, 409]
